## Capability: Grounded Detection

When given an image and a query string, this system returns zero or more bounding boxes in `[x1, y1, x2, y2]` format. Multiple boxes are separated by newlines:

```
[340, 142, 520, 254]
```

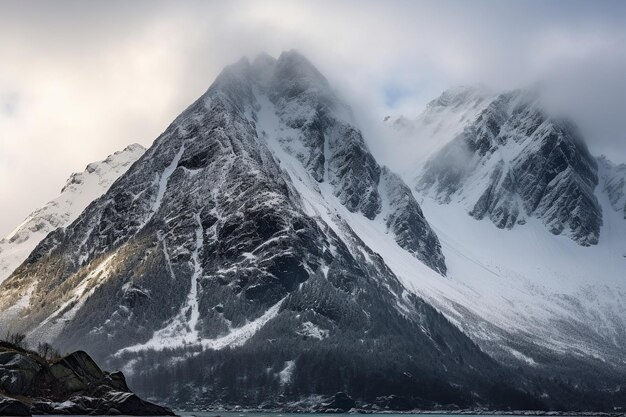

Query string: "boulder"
[0, 343, 174, 415]
[0, 395, 30, 416]
[0, 350, 43, 395]
[318, 392, 356, 413]
[51, 399, 88, 415]
[49, 350, 105, 392]
[374, 394, 415, 411]
[30, 401, 54, 415]
[107, 370, 130, 391]
[102, 390, 175, 416]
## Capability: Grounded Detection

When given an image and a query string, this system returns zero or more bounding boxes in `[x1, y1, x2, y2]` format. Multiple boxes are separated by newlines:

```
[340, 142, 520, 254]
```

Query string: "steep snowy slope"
[0, 52, 521, 408]
[405, 194, 626, 368]
[0, 144, 145, 284]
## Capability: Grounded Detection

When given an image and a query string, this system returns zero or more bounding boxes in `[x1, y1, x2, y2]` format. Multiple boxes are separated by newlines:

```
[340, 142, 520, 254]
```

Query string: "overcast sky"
[1, 0, 626, 236]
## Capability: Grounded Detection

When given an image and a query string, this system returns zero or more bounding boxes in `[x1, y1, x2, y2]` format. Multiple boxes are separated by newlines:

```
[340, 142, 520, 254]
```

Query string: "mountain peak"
[250, 52, 277, 87]
[274, 49, 330, 91]
[0, 49, 448, 351]
[277, 49, 312, 66]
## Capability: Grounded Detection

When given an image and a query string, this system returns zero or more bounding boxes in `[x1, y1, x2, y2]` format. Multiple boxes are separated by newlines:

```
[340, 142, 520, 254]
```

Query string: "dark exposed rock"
[374, 394, 416, 411]
[0, 343, 173, 416]
[30, 401, 54, 415]
[0, 396, 30, 416]
[51, 399, 88, 415]
[0, 348, 43, 395]
[50, 351, 104, 392]
[317, 392, 356, 413]
[99, 390, 175, 416]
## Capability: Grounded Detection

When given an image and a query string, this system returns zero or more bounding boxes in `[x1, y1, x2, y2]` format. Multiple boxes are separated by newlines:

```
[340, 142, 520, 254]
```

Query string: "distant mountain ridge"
[417, 90, 601, 246]
[0, 144, 145, 284]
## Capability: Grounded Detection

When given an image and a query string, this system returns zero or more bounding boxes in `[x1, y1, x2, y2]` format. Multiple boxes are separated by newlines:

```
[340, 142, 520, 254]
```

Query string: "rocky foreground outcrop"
[0, 341, 174, 416]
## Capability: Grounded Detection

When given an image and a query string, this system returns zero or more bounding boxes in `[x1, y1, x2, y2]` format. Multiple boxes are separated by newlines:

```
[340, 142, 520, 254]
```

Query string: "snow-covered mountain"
[1, 53, 625, 410]
[0, 52, 515, 409]
[390, 88, 626, 380]
[0, 143, 145, 284]
[417, 90, 601, 246]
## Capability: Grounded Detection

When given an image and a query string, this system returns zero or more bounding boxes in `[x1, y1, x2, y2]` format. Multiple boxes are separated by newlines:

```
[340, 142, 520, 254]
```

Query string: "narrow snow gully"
[187, 213, 204, 338]
[142, 145, 186, 229]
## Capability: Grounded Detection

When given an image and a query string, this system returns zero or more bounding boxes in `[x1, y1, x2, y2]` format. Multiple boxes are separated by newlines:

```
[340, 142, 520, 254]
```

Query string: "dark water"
[44, 413, 573, 417]
[175, 413, 565, 417]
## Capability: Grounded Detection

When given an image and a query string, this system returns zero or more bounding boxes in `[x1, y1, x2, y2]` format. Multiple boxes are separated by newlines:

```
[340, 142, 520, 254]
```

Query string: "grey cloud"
[1, 0, 625, 235]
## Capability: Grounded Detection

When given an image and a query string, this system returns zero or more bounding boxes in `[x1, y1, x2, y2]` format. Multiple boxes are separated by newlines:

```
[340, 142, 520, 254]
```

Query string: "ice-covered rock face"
[0, 51, 450, 372]
[379, 168, 446, 274]
[266, 51, 383, 219]
[417, 91, 602, 246]
[0, 143, 145, 284]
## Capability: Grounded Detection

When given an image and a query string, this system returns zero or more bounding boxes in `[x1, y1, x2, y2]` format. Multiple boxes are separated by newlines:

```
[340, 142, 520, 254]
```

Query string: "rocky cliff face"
[417, 91, 602, 246]
[0, 144, 145, 284]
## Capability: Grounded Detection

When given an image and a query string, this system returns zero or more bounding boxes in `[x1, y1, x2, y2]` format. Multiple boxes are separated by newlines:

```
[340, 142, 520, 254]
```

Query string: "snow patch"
[298, 321, 329, 340]
[508, 348, 538, 366]
[279, 360, 296, 385]
[141, 145, 185, 229]
[119, 296, 286, 354]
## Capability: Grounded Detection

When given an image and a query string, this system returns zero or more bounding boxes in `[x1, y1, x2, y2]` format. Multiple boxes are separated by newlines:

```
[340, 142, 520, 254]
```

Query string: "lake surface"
[174, 413, 575, 417]
[43, 412, 588, 417]
[42, 413, 581, 417]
